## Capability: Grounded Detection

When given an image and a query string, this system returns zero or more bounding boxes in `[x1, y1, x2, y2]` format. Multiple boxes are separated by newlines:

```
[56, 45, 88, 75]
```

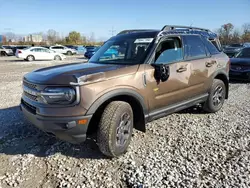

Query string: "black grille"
[24, 91, 38, 101]
[23, 80, 37, 90]
[21, 99, 36, 114]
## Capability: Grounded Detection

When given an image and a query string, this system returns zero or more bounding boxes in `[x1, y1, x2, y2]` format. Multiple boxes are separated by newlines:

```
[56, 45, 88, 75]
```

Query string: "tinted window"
[155, 37, 183, 64]
[183, 35, 207, 59]
[31, 48, 42, 52]
[52, 46, 63, 49]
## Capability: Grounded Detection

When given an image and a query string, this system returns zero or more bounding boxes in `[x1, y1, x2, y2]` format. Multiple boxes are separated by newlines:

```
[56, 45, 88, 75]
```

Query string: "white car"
[15, 47, 66, 61]
[49, 45, 77, 55]
[0, 46, 13, 56]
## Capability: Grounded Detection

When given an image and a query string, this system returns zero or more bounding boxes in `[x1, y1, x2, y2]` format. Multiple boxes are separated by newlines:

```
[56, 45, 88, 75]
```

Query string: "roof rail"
[161, 25, 210, 32]
[116, 29, 155, 35]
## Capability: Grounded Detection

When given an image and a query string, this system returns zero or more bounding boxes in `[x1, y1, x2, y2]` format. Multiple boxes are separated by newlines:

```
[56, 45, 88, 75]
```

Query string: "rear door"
[182, 35, 213, 97]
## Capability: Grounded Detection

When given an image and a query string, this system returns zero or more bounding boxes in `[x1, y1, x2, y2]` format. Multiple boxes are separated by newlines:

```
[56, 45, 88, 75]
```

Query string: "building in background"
[23, 34, 42, 43]
[0, 35, 7, 44]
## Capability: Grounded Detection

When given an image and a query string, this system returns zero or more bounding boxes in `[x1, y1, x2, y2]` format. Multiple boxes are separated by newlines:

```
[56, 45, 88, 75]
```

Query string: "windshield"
[235, 48, 250, 58]
[89, 36, 154, 65]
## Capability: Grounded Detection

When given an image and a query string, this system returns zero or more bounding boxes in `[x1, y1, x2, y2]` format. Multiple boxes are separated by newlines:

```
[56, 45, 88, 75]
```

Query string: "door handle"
[177, 66, 187, 73]
[206, 60, 217, 67]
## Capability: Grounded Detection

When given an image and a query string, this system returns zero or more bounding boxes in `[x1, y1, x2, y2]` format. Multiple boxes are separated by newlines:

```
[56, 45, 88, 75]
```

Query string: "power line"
[109, 26, 116, 36]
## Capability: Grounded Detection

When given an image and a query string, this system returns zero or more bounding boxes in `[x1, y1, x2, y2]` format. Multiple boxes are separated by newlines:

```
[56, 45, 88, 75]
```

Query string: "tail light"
[18, 50, 22, 53]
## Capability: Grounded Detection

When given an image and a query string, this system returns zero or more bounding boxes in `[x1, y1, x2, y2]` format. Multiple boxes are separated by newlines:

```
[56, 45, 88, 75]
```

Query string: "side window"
[201, 37, 220, 55]
[155, 37, 183, 64]
[183, 35, 207, 59]
[31, 48, 40, 52]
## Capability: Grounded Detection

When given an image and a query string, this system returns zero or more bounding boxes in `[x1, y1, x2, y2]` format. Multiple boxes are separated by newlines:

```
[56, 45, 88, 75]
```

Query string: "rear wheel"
[203, 79, 226, 113]
[97, 101, 133, 157]
[54, 55, 61, 61]
[66, 51, 72, 55]
[0, 51, 7, 56]
[27, 55, 35, 61]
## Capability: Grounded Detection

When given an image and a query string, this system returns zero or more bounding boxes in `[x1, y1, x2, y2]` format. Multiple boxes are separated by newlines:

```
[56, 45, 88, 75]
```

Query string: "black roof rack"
[116, 29, 156, 35]
[161, 25, 210, 32]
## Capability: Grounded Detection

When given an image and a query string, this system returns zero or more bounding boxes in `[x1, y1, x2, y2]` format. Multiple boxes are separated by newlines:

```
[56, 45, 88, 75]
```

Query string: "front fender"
[85, 88, 148, 116]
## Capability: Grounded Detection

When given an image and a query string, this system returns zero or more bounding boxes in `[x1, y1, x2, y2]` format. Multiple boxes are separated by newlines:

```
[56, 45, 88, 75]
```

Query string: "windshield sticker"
[134, 38, 153, 43]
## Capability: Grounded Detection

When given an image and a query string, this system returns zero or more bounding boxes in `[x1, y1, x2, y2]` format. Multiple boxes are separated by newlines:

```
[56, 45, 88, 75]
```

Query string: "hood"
[230, 58, 250, 65]
[24, 62, 138, 85]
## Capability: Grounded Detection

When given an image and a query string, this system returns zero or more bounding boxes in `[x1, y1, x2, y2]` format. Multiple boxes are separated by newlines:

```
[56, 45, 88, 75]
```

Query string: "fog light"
[66, 121, 76, 129]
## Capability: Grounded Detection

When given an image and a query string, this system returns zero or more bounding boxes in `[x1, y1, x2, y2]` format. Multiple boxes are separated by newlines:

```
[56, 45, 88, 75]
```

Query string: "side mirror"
[152, 64, 170, 83]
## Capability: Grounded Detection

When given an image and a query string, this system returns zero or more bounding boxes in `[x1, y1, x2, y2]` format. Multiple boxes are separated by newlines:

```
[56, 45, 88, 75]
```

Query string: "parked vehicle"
[16, 46, 66, 61]
[12, 45, 31, 54]
[229, 47, 250, 81]
[73, 45, 87, 55]
[65, 45, 76, 49]
[0, 46, 13, 56]
[223, 43, 245, 57]
[84, 46, 100, 59]
[49, 45, 77, 55]
[20, 25, 229, 157]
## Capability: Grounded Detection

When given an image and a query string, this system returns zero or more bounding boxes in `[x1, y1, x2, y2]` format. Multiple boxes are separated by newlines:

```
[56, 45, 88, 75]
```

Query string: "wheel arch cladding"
[214, 73, 229, 99]
[86, 89, 148, 134]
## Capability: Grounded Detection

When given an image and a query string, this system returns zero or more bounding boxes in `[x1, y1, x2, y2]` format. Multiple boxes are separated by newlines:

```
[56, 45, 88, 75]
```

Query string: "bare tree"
[47, 29, 57, 45]
[231, 29, 241, 43]
[242, 23, 250, 42]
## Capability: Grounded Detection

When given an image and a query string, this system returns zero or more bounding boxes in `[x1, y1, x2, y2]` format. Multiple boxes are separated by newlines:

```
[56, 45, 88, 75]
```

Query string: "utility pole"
[109, 26, 116, 36]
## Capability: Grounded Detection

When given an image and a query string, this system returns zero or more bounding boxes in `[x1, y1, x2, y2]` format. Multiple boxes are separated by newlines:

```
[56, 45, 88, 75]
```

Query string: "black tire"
[203, 79, 226, 113]
[54, 55, 61, 61]
[97, 101, 133, 157]
[0, 51, 7, 56]
[66, 51, 72, 55]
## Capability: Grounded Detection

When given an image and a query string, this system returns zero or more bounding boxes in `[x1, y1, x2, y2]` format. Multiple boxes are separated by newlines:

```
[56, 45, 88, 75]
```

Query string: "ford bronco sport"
[20, 25, 230, 157]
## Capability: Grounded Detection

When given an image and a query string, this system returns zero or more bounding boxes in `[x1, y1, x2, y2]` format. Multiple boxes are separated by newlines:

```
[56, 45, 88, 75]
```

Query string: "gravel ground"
[0, 56, 250, 188]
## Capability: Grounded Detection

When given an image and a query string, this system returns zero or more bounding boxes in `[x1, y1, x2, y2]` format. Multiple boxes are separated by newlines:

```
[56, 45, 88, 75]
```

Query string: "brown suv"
[20, 25, 230, 157]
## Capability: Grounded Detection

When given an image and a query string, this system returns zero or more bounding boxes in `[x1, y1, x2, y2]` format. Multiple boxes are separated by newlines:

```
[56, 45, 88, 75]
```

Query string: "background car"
[229, 47, 250, 81]
[84, 46, 100, 59]
[15, 46, 66, 61]
[12, 45, 31, 54]
[0, 46, 13, 56]
[223, 43, 244, 57]
[49, 45, 77, 55]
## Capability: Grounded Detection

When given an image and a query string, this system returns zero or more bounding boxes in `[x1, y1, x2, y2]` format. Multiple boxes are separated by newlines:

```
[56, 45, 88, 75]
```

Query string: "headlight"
[41, 87, 76, 104]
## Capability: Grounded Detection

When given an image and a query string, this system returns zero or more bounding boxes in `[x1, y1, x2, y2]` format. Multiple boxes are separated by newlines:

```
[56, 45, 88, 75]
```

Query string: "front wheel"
[97, 101, 133, 157]
[203, 79, 226, 113]
[66, 51, 72, 55]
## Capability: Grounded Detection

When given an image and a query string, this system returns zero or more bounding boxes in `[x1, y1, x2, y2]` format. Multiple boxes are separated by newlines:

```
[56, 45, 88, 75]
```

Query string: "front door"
[144, 36, 193, 115]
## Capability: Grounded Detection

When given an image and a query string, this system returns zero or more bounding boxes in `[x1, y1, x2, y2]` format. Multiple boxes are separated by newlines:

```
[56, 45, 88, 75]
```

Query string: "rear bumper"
[20, 103, 92, 144]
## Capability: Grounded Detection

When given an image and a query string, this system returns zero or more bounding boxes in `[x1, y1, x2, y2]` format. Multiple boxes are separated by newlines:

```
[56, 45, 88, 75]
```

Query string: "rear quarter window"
[201, 37, 220, 55]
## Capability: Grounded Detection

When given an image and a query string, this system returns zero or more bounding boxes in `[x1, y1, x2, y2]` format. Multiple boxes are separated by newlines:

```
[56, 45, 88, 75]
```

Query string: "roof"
[116, 25, 218, 40]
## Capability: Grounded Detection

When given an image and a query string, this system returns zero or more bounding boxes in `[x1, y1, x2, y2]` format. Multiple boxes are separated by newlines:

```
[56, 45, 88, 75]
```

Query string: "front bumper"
[229, 70, 250, 81]
[20, 103, 92, 144]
